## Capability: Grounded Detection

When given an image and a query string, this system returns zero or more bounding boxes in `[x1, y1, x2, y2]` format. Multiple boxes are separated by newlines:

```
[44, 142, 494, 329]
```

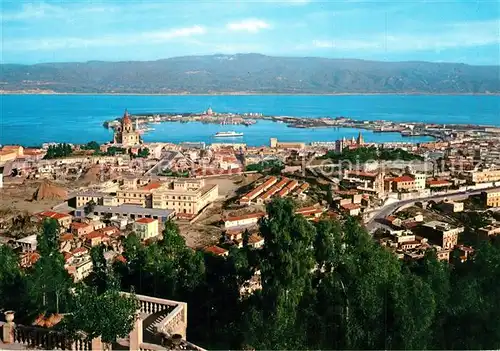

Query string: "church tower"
[357, 132, 365, 146]
[113, 109, 141, 147]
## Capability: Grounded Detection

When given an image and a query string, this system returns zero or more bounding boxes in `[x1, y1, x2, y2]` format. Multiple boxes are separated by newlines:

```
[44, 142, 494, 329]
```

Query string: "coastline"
[1, 91, 499, 96]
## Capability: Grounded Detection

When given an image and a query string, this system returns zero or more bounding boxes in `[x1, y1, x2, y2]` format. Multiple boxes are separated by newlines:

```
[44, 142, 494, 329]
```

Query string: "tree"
[136, 148, 150, 158]
[160, 220, 186, 255]
[64, 286, 139, 345]
[244, 198, 316, 349]
[27, 219, 73, 315]
[82, 141, 100, 151]
[84, 200, 96, 215]
[43, 143, 73, 159]
[87, 244, 113, 294]
[0, 246, 29, 316]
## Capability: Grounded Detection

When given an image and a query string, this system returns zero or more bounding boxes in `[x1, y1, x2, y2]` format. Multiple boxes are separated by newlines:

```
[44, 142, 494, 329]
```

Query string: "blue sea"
[0, 95, 498, 147]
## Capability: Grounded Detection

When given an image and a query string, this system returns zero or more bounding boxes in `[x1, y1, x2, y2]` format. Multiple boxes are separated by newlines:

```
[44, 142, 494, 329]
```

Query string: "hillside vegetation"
[1, 54, 499, 94]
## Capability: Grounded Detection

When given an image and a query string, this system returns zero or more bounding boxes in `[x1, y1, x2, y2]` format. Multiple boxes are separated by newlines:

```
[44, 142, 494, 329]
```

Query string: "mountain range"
[1, 54, 499, 94]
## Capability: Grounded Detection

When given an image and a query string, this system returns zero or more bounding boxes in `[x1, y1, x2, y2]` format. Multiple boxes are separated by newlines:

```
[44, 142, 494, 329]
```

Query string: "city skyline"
[1, 0, 499, 65]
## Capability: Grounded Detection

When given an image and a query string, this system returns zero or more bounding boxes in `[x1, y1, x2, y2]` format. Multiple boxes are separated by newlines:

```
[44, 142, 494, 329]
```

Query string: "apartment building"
[83, 177, 219, 217]
[422, 221, 463, 250]
[388, 175, 417, 193]
[151, 178, 218, 215]
[342, 171, 385, 196]
[133, 218, 159, 240]
[478, 223, 500, 240]
[35, 211, 73, 231]
[224, 212, 266, 229]
[66, 247, 93, 282]
[465, 169, 500, 184]
[438, 200, 465, 213]
[75, 191, 106, 208]
[482, 191, 500, 207]
[412, 173, 427, 190]
[16, 234, 37, 252]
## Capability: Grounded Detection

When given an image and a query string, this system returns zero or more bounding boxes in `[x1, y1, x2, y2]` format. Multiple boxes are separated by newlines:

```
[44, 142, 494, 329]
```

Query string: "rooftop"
[225, 212, 266, 222]
[16, 234, 37, 245]
[77, 204, 175, 218]
[391, 175, 415, 183]
[37, 211, 71, 220]
[136, 217, 158, 224]
[204, 245, 228, 256]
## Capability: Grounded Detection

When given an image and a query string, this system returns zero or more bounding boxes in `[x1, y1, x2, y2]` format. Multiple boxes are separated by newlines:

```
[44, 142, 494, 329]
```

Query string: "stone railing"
[4, 323, 91, 350]
[122, 293, 180, 316]
[156, 304, 186, 336]
[139, 340, 205, 351]
[139, 341, 168, 351]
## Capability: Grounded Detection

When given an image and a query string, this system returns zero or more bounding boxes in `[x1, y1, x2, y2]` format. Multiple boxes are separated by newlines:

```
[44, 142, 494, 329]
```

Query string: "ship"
[214, 131, 244, 137]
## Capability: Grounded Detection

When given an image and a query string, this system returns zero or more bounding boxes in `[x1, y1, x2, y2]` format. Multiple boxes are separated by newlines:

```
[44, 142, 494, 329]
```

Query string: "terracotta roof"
[296, 206, 321, 215]
[100, 226, 121, 236]
[63, 252, 73, 262]
[391, 175, 415, 183]
[22, 252, 40, 266]
[386, 215, 398, 222]
[248, 233, 264, 244]
[71, 222, 91, 229]
[204, 245, 228, 256]
[427, 179, 452, 186]
[341, 203, 361, 210]
[86, 231, 104, 240]
[135, 217, 157, 224]
[225, 212, 266, 222]
[242, 176, 278, 200]
[71, 247, 88, 255]
[141, 182, 162, 191]
[38, 211, 71, 220]
[60, 233, 74, 241]
[23, 148, 44, 155]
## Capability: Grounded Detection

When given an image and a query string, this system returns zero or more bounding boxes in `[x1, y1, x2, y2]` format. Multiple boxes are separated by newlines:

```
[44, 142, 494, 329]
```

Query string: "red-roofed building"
[85, 231, 104, 247]
[204, 245, 229, 257]
[133, 218, 159, 240]
[71, 247, 88, 256]
[224, 212, 266, 229]
[239, 177, 278, 205]
[100, 226, 121, 237]
[427, 179, 452, 189]
[248, 234, 265, 249]
[20, 251, 40, 268]
[295, 206, 324, 219]
[341, 203, 361, 216]
[388, 175, 417, 192]
[141, 182, 162, 191]
[36, 211, 72, 230]
[70, 221, 94, 237]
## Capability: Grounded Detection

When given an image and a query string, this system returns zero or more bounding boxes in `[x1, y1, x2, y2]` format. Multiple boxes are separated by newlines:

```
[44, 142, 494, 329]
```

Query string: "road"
[365, 186, 500, 233]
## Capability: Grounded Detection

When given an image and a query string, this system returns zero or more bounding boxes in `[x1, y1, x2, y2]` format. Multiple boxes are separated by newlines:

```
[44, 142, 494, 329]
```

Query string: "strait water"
[0, 95, 498, 147]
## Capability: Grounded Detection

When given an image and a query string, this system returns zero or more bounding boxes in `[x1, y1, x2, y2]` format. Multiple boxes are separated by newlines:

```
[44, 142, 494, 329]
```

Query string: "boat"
[214, 131, 244, 138]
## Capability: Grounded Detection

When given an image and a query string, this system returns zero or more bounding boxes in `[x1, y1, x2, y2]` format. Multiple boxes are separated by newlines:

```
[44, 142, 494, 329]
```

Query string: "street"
[365, 186, 500, 233]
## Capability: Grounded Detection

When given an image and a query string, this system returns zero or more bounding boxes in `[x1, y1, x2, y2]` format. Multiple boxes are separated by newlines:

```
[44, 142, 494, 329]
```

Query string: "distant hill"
[1, 54, 499, 94]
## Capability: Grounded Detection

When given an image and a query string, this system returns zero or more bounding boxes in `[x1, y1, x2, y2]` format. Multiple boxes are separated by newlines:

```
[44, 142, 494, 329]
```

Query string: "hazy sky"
[1, 0, 499, 65]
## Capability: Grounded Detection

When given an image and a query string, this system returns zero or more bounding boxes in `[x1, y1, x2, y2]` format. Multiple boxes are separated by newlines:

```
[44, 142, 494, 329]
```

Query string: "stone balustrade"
[139, 341, 168, 351]
[121, 293, 181, 316]
[156, 305, 185, 336]
[2, 323, 91, 350]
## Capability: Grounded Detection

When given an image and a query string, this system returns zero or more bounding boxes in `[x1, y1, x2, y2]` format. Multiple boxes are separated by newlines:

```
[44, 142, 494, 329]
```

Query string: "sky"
[1, 0, 499, 65]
